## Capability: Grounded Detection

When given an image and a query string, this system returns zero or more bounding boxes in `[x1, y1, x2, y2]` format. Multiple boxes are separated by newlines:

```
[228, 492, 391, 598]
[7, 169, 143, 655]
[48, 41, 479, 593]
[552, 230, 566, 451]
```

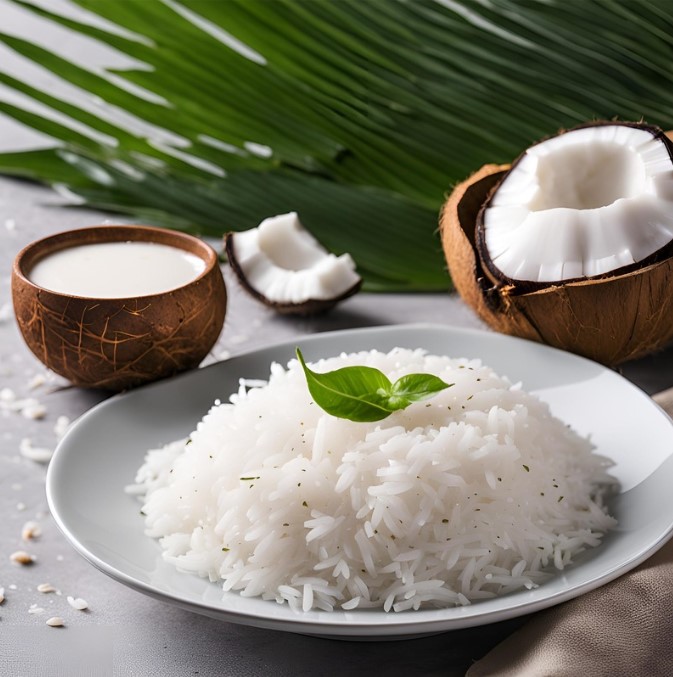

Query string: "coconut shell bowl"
[12, 225, 226, 391]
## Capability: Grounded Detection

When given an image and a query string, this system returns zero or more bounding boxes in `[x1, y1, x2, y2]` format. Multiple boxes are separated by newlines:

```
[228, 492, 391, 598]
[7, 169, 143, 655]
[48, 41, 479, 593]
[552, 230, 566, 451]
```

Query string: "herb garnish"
[296, 348, 452, 422]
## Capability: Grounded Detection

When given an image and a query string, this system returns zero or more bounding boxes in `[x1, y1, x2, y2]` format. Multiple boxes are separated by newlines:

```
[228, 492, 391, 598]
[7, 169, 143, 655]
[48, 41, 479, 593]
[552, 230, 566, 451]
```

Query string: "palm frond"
[2, 0, 673, 290]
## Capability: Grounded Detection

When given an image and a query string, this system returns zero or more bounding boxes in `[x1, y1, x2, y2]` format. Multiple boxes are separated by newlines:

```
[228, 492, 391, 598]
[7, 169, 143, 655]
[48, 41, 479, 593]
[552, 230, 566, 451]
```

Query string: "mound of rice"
[128, 348, 616, 613]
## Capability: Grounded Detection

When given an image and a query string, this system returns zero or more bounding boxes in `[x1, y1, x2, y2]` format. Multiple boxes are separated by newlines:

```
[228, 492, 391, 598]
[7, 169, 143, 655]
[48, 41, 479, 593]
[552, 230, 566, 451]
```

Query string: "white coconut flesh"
[482, 125, 673, 282]
[230, 212, 361, 303]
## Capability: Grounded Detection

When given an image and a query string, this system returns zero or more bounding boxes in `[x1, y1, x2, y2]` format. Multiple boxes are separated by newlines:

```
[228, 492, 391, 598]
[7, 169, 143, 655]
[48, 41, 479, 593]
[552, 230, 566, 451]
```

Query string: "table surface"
[2, 176, 673, 677]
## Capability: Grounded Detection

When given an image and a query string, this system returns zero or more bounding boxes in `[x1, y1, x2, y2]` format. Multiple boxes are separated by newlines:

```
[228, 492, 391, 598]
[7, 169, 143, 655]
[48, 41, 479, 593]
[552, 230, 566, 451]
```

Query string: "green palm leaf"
[2, 0, 673, 291]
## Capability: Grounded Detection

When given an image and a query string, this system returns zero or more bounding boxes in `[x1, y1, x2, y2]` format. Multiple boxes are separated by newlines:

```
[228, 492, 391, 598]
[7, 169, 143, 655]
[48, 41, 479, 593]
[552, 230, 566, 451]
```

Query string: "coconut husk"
[440, 164, 673, 365]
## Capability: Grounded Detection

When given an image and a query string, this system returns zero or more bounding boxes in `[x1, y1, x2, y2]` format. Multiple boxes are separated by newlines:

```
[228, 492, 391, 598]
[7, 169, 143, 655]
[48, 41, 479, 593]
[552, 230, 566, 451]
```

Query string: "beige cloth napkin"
[467, 389, 673, 677]
[467, 537, 673, 676]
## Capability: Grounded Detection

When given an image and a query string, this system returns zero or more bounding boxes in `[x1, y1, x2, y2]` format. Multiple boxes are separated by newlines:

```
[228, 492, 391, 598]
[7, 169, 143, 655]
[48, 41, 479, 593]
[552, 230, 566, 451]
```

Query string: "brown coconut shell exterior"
[12, 225, 227, 391]
[224, 232, 362, 316]
[440, 163, 673, 366]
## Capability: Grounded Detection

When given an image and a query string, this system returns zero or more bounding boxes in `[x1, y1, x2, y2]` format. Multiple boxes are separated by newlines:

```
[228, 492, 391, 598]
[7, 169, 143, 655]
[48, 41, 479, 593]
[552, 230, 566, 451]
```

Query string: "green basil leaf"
[390, 373, 452, 403]
[296, 349, 453, 422]
[296, 349, 393, 422]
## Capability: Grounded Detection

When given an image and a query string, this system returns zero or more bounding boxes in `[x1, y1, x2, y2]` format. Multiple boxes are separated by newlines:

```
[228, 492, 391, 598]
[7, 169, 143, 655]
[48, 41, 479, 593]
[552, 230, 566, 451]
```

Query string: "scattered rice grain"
[22, 521, 42, 541]
[37, 583, 56, 594]
[10, 550, 35, 565]
[66, 596, 88, 610]
[22, 403, 47, 420]
[27, 373, 46, 389]
[54, 415, 71, 439]
[0, 387, 15, 402]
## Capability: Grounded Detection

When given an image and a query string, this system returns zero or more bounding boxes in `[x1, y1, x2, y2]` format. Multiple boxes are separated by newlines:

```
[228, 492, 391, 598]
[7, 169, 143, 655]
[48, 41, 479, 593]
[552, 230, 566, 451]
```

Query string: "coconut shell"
[440, 164, 673, 365]
[224, 232, 361, 315]
[12, 225, 227, 391]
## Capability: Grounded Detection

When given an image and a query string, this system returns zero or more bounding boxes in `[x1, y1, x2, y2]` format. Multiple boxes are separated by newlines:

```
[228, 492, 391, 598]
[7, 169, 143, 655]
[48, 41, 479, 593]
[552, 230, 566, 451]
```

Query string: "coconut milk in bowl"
[12, 225, 227, 391]
[29, 241, 207, 298]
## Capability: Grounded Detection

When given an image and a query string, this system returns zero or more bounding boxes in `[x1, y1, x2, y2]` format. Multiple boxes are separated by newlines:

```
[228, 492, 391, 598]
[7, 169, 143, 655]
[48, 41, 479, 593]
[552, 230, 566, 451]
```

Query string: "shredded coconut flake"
[19, 439, 53, 463]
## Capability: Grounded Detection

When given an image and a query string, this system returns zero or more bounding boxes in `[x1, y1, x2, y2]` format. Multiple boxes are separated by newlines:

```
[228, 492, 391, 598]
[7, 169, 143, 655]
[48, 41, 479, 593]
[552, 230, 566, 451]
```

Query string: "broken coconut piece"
[440, 120, 673, 366]
[225, 212, 361, 315]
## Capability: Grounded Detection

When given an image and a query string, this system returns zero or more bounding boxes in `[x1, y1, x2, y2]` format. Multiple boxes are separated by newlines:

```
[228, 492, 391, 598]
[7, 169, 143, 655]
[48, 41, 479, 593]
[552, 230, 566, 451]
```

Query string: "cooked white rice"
[128, 348, 616, 612]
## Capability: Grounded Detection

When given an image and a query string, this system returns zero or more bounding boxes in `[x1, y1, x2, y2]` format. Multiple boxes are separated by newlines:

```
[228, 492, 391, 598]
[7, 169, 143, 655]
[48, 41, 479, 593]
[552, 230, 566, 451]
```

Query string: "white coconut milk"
[29, 241, 206, 298]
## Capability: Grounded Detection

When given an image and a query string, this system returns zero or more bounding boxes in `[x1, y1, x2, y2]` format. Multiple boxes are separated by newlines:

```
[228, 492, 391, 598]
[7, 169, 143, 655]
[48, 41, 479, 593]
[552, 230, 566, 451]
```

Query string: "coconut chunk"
[480, 122, 673, 283]
[225, 212, 361, 314]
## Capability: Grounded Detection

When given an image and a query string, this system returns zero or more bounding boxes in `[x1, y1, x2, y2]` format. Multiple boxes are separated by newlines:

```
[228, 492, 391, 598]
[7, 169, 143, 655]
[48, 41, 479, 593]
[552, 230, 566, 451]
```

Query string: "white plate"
[46, 324, 673, 639]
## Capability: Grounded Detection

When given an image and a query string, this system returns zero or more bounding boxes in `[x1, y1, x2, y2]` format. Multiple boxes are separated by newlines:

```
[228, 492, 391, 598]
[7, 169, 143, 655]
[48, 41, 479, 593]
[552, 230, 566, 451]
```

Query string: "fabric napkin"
[466, 537, 673, 676]
[467, 390, 673, 677]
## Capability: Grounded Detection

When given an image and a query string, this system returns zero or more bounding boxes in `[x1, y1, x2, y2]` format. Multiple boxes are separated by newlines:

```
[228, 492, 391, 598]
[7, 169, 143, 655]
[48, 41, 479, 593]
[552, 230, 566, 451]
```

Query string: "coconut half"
[441, 121, 673, 365]
[225, 212, 362, 315]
